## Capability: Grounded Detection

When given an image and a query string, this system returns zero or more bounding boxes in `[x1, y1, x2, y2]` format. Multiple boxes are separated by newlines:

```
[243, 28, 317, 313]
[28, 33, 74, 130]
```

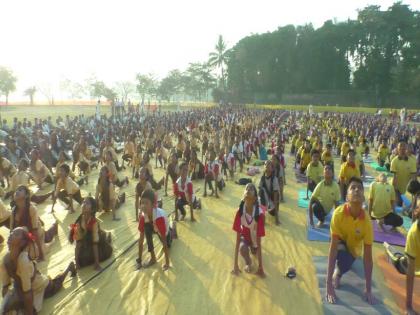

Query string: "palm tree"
[208, 35, 228, 90]
[24, 86, 36, 105]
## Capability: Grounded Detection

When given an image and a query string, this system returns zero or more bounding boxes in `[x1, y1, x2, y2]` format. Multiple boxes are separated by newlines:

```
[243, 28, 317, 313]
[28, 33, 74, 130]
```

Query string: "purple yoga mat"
[373, 221, 406, 247]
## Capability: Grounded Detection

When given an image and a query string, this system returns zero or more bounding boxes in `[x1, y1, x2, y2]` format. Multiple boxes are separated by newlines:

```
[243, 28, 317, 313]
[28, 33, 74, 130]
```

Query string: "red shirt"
[232, 206, 265, 244]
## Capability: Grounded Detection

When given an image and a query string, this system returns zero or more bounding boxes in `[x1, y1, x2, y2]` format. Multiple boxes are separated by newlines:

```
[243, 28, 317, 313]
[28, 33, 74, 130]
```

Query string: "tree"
[114, 81, 135, 103]
[0, 67, 17, 105]
[89, 80, 116, 101]
[182, 63, 216, 101]
[135, 73, 157, 103]
[37, 84, 55, 105]
[208, 35, 229, 89]
[24, 86, 36, 105]
[157, 70, 183, 101]
[60, 79, 86, 99]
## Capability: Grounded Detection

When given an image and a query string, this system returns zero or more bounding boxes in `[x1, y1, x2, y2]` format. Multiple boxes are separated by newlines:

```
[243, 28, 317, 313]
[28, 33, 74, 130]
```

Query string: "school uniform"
[369, 181, 403, 227]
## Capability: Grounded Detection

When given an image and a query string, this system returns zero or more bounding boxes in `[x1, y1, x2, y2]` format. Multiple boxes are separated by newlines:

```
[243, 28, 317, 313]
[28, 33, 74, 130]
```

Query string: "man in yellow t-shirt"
[309, 165, 340, 228]
[384, 206, 419, 315]
[306, 150, 323, 199]
[368, 173, 403, 230]
[377, 139, 390, 167]
[339, 150, 361, 200]
[326, 177, 374, 305]
[391, 142, 417, 206]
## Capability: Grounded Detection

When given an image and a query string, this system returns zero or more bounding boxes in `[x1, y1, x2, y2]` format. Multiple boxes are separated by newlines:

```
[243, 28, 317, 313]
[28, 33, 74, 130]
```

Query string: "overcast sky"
[1, 0, 419, 100]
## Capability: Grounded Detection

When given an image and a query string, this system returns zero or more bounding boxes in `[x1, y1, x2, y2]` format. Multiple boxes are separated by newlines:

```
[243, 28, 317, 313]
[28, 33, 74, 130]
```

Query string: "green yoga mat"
[298, 189, 311, 208]
[369, 162, 389, 173]
[403, 216, 413, 231]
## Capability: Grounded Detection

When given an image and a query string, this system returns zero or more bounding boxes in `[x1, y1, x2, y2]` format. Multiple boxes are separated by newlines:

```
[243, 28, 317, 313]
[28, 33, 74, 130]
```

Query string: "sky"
[1, 0, 419, 101]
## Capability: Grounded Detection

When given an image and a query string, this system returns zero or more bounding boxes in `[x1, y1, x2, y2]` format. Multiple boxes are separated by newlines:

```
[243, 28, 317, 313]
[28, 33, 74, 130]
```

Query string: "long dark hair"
[12, 185, 32, 230]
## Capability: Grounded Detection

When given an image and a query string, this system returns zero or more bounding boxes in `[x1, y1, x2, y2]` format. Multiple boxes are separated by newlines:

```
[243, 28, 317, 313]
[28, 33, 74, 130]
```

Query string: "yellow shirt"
[377, 145, 390, 161]
[321, 150, 333, 163]
[390, 156, 417, 194]
[368, 181, 395, 219]
[330, 204, 373, 258]
[311, 180, 340, 213]
[300, 151, 311, 170]
[340, 142, 350, 157]
[306, 162, 323, 183]
[405, 222, 420, 272]
[339, 162, 361, 185]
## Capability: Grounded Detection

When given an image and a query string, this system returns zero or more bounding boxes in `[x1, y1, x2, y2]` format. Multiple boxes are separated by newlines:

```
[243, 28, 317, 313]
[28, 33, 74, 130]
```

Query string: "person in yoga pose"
[326, 177, 375, 305]
[95, 166, 125, 221]
[309, 165, 340, 228]
[52, 164, 83, 213]
[258, 160, 280, 225]
[305, 150, 323, 199]
[339, 150, 361, 201]
[0, 227, 76, 314]
[10, 186, 58, 261]
[136, 189, 171, 271]
[134, 167, 153, 221]
[368, 173, 403, 231]
[384, 204, 420, 315]
[232, 183, 266, 278]
[174, 162, 201, 222]
[69, 197, 113, 271]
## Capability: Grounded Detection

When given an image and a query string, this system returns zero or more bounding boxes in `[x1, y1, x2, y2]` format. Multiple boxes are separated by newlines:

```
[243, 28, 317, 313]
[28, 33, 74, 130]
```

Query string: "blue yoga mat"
[298, 189, 311, 208]
[313, 256, 392, 315]
[307, 210, 332, 242]
[401, 194, 411, 207]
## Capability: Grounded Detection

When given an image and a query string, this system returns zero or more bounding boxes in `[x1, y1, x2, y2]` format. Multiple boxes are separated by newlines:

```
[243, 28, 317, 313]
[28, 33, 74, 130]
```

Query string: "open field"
[0, 103, 419, 122]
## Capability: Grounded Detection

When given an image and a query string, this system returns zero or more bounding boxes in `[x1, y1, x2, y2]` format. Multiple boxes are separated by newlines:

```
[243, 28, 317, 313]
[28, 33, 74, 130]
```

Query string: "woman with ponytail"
[231, 183, 266, 278]
[69, 197, 113, 271]
[10, 185, 58, 261]
[95, 166, 125, 221]
[0, 227, 76, 314]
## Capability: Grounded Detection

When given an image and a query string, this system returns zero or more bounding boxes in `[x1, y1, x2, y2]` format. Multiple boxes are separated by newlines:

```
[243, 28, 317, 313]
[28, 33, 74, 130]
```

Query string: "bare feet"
[244, 264, 252, 273]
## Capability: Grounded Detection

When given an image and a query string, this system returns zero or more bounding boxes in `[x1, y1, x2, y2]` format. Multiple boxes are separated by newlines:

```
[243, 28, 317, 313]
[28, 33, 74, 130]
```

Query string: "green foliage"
[0, 67, 17, 105]
[90, 80, 116, 101]
[226, 2, 420, 106]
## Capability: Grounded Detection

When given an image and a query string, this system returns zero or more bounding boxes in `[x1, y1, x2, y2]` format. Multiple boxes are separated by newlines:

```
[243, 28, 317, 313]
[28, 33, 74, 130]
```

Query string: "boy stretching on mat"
[326, 177, 375, 305]
[384, 204, 420, 315]
[309, 164, 340, 228]
[305, 150, 323, 200]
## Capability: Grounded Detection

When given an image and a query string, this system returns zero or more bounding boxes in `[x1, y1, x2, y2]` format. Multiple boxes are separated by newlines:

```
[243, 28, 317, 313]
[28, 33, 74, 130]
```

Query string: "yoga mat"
[401, 194, 411, 207]
[403, 216, 413, 231]
[363, 156, 374, 164]
[313, 256, 391, 315]
[298, 189, 311, 208]
[307, 210, 331, 242]
[373, 221, 406, 247]
[369, 162, 389, 173]
[376, 255, 420, 314]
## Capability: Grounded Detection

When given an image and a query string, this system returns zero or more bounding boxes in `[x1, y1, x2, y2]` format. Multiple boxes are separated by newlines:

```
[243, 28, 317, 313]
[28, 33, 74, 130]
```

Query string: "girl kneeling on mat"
[136, 189, 172, 271]
[69, 197, 113, 271]
[231, 183, 266, 278]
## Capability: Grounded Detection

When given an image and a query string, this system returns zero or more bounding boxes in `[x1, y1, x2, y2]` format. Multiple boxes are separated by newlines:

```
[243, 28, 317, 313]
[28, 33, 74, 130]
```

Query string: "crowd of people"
[0, 106, 418, 314]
